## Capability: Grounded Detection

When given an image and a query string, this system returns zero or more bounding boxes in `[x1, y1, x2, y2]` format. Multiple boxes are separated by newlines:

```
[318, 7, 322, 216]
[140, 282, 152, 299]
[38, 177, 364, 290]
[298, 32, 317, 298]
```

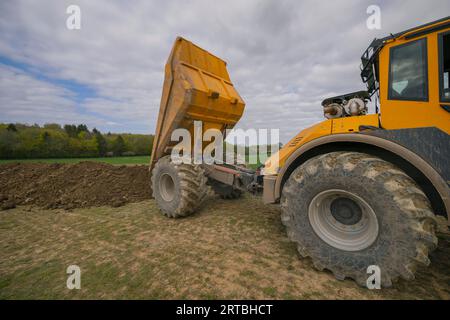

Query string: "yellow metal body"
[150, 37, 245, 171]
[265, 18, 450, 175]
[264, 115, 380, 174]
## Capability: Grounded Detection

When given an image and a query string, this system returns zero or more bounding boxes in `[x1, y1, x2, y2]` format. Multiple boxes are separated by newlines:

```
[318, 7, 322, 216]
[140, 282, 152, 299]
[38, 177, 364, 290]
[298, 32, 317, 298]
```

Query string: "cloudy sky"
[0, 0, 448, 142]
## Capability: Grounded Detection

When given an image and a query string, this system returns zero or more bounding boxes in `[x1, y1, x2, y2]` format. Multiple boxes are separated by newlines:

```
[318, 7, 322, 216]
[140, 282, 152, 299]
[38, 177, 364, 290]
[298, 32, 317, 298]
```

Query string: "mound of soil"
[0, 162, 152, 210]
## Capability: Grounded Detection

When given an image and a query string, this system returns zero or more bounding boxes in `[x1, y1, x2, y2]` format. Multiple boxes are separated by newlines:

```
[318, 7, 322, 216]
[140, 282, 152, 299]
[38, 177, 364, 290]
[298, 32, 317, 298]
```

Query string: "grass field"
[0, 156, 150, 166]
[0, 155, 263, 169]
[0, 194, 449, 299]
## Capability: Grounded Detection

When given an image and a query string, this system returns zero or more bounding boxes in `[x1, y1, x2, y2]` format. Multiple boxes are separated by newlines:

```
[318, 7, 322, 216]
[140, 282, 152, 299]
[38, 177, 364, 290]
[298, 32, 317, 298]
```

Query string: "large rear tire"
[151, 156, 208, 218]
[281, 151, 438, 287]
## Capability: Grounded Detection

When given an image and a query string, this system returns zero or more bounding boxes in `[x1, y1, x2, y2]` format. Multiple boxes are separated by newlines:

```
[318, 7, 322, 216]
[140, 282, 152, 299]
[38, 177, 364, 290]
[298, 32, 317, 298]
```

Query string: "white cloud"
[0, 0, 448, 141]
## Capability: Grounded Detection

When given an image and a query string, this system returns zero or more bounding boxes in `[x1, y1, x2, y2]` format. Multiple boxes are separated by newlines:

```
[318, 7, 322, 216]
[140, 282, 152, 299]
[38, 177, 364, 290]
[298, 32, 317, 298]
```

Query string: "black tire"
[281, 151, 438, 287]
[209, 180, 243, 200]
[151, 156, 208, 218]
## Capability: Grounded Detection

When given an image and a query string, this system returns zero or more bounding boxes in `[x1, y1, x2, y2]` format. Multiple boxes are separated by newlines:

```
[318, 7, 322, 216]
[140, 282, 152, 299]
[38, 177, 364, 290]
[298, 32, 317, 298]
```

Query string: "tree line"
[0, 123, 154, 159]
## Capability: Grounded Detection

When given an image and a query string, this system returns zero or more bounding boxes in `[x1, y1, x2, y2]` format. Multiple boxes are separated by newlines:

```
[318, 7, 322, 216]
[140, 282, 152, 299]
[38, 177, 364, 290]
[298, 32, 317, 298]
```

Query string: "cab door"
[379, 31, 450, 134]
[438, 30, 450, 129]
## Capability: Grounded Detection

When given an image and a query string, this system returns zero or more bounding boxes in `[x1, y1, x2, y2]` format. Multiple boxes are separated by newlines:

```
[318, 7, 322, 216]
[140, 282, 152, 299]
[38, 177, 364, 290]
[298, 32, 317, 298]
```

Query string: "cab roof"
[361, 16, 450, 97]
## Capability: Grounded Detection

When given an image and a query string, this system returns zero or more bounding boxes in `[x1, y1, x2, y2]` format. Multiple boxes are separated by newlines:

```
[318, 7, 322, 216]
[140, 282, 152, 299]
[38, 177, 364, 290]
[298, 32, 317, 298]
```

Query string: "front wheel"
[281, 151, 438, 287]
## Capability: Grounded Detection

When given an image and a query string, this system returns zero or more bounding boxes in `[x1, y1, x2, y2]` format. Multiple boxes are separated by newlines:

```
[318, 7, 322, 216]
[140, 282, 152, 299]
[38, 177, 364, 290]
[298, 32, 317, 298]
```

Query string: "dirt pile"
[0, 162, 152, 210]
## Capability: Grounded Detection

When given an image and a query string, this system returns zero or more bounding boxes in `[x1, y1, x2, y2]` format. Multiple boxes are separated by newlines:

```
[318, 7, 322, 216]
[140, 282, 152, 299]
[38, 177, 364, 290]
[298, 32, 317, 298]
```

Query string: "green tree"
[6, 123, 17, 132]
[112, 135, 126, 156]
[77, 131, 88, 139]
[0, 123, 153, 159]
[0, 130, 19, 158]
[64, 124, 78, 137]
[36, 131, 52, 157]
[44, 123, 62, 130]
[41, 131, 51, 142]
[76, 124, 89, 134]
[95, 132, 107, 156]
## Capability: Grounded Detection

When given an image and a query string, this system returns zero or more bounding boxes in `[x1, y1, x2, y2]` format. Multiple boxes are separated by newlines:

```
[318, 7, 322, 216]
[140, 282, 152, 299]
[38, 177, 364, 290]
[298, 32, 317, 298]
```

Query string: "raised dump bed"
[150, 37, 245, 171]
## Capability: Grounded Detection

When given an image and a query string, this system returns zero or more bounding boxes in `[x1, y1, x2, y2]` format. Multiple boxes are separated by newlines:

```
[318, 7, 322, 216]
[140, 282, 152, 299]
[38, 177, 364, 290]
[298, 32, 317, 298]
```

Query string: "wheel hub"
[330, 197, 363, 225]
[308, 189, 379, 251]
[159, 173, 175, 202]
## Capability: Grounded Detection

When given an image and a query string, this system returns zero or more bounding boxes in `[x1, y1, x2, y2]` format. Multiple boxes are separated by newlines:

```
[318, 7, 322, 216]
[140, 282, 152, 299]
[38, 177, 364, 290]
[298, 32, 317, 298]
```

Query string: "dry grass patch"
[0, 194, 449, 299]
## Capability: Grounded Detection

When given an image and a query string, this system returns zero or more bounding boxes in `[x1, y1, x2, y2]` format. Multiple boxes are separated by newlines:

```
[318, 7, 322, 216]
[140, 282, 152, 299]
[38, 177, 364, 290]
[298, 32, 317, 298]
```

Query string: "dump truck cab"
[263, 17, 450, 224]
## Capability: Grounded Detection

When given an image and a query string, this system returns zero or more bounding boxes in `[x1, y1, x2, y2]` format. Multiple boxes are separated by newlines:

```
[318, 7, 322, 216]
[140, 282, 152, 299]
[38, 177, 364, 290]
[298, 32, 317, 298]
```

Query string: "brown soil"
[0, 162, 152, 210]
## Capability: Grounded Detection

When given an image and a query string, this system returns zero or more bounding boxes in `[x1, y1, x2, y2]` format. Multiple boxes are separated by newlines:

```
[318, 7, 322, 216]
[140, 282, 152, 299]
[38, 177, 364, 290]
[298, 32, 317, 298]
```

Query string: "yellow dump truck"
[151, 17, 450, 287]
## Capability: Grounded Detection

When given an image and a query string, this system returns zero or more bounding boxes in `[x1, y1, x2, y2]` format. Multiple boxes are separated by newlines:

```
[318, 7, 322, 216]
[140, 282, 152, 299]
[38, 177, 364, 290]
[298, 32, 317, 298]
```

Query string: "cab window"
[388, 38, 428, 101]
[439, 32, 450, 102]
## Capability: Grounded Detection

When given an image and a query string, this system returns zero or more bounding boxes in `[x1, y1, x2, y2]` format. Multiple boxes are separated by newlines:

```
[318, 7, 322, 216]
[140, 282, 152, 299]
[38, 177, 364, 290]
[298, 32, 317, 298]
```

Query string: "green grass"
[0, 156, 150, 166]
[0, 155, 263, 168]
